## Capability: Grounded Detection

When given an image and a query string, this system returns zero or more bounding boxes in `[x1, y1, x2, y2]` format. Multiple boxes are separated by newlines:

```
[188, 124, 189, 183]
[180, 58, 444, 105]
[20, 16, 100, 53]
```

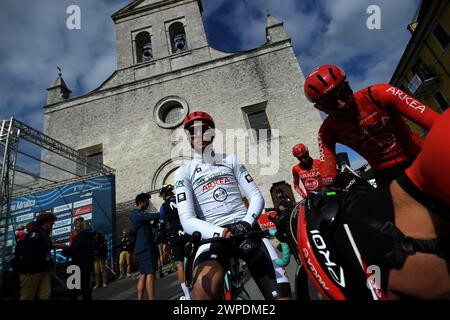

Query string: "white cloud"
[0, 0, 125, 129]
[1, 0, 420, 134]
[295, 0, 419, 85]
[203, 0, 419, 90]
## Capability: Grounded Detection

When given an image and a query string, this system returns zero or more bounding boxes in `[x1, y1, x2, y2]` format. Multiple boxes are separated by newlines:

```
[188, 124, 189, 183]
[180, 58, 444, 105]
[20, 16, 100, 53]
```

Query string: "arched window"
[135, 31, 153, 63]
[163, 167, 178, 186]
[169, 22, 188, 54]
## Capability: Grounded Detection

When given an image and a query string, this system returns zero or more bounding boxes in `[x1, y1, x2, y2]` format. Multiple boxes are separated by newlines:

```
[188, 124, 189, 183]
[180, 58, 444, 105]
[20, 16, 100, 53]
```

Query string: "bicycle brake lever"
[191, 231, 202, 246]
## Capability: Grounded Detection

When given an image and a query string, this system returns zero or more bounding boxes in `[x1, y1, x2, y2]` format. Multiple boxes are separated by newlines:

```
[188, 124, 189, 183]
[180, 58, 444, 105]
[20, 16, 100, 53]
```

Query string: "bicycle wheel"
[295, 263, 310, 301]
[288, 200, 304, 247]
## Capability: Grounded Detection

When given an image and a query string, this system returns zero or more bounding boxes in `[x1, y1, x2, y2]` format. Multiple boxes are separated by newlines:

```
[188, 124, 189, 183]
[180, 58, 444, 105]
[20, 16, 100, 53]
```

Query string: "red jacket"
[318, 84, 439, 185]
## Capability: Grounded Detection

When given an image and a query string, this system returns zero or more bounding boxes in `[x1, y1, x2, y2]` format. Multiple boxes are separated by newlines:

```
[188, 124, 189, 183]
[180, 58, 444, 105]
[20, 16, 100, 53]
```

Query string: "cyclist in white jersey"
[174, 111, 291, 300]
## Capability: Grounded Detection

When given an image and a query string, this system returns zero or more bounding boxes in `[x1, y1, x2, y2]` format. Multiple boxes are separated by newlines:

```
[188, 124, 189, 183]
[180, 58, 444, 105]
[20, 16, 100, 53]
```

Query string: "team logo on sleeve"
[195, 167, 202, 173]
[175, 180, 185, 189]
[213, 188, 228, 202]
[245, 174, 253, 183]
[177, 192, 186, 202]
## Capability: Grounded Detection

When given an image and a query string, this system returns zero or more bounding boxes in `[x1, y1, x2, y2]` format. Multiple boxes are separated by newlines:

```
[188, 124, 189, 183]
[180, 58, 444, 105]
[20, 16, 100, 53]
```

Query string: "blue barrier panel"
[1, 175, 115, 268]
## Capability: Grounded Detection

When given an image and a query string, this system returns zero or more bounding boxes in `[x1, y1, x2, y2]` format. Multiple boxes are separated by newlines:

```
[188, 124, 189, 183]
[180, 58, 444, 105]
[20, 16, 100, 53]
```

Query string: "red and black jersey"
[318, 84, 439, 185]
[292, 159, 323, 198]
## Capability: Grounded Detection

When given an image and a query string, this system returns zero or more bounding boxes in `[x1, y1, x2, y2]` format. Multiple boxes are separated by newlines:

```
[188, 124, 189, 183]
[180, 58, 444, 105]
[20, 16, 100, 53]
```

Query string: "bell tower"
[46, 68, 71, 105]
[112, 0, 208, 70]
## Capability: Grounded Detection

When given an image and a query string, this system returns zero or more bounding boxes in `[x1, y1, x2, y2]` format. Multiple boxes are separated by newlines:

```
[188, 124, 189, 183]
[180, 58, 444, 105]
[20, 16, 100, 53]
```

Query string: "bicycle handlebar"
[184, 229, 273, 288]
[185, 218, 300, 290]
[190, 229, 272, 247]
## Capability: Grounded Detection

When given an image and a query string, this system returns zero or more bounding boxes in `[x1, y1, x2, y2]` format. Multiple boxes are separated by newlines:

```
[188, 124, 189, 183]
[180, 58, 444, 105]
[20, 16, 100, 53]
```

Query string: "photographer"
[19, 212, 64, 300]
[61, 219, 96, 300]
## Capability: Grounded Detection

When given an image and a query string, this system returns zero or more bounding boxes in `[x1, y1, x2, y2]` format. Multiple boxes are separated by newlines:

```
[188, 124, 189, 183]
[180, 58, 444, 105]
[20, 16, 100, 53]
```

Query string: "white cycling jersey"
[174, 151, 265, 239]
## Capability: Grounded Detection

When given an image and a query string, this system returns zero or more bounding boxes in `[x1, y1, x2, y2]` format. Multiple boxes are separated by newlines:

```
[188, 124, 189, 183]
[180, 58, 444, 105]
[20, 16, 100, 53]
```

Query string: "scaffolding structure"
[0, 118, 115, 275]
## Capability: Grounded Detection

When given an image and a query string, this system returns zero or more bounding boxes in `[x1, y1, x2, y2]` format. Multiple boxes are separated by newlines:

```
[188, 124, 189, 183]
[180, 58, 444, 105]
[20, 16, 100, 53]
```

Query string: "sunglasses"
[314, 84, 351, 112]
[188, 125, 214, 137]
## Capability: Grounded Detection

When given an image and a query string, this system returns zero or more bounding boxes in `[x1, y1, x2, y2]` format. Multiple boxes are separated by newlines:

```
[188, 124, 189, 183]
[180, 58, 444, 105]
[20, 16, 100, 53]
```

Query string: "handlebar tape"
[268, 229, 291, 267]
[275, 242, 291, 267]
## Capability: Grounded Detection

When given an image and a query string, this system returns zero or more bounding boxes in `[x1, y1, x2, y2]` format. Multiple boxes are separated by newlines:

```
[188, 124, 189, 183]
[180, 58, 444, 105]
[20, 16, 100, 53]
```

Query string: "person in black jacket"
[19, 212, 64, 300]
[61, 220, 96, 300]
[159, 184, 190, 299]
[93, 232, 108, 289]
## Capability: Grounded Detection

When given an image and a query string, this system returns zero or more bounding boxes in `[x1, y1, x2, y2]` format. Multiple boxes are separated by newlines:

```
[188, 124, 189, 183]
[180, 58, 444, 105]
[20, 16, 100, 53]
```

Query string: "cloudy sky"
[0, 0, 420, 168]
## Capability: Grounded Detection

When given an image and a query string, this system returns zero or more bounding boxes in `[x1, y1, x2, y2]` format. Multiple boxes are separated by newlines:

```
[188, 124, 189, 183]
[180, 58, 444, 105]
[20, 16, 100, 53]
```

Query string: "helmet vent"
[308, 84, 320, 94]
[316, 74, 328, 87]
[328, 68, 337, 81]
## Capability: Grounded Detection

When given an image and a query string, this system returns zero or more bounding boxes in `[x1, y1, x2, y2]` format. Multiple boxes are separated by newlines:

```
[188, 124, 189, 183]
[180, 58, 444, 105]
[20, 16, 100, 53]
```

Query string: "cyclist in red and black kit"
[304, 64, 440, 187]
[297, 109, 450, 300]
[292, 143, 323, 199]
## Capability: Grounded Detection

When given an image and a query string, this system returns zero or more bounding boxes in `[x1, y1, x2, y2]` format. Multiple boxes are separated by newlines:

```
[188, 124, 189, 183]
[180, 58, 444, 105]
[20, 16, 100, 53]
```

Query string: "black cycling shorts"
[193, 226, 292, 300]
[168, 235, 190, 262]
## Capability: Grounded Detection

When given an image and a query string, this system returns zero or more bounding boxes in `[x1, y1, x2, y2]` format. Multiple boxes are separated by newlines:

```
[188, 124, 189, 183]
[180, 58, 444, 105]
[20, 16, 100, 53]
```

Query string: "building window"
[169, 22, 188, 54]
[135, 31, 153, 63]
[154, 96, 189, 129]
[86, 152, 103, 175]
[163, 168, 178, 187]
[164, 106, 184, 124]
[432, 23, 449, 49]
[248, 111, 272, 141]
[242, 102, 271, 142]
[434, 91, 448, 112]
[411, 57, 433, 81]
[76, 144, 103, 175]
[407, 74, 422, 94]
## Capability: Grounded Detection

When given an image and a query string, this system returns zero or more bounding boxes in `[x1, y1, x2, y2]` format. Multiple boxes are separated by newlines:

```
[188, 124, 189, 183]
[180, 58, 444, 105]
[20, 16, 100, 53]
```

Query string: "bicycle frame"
[184, 230, 271, 300]
[224, 258, 251, 300]
[295, 166, 382, 300]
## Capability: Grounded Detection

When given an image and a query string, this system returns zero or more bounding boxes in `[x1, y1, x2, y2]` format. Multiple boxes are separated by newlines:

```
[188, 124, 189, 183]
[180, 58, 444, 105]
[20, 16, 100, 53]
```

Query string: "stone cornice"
[44, 39, 292, 114]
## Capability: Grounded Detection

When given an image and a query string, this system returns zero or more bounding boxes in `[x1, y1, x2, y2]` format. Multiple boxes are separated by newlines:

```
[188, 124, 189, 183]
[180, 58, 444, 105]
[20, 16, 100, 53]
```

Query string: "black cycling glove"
[227, 221, 258, 256]
[268, 214, 289, 243]
[227, 221, 252, 236]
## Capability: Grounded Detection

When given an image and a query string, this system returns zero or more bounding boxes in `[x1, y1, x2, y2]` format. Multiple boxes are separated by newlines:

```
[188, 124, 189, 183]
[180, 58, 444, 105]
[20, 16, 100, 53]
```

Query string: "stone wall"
[44, 0, 323, 234]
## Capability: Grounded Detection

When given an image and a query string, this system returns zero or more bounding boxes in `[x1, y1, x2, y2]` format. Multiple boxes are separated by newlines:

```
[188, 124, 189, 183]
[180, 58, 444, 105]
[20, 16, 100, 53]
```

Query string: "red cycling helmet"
[183, 111, 215, 130]
[17, 225, 25, 231]
[292, 143, 309, 158]
[304, 65, 346, 102]
[74, 216, 85, 224]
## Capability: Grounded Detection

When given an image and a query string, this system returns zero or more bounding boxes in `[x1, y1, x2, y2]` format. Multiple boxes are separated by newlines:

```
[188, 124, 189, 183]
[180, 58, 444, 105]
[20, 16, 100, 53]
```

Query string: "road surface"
[93, 257, 321, 300]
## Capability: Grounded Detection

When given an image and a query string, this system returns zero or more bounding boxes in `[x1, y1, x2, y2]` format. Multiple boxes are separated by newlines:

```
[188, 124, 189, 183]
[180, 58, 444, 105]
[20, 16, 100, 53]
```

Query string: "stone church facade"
[43, 0, 323, 232]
